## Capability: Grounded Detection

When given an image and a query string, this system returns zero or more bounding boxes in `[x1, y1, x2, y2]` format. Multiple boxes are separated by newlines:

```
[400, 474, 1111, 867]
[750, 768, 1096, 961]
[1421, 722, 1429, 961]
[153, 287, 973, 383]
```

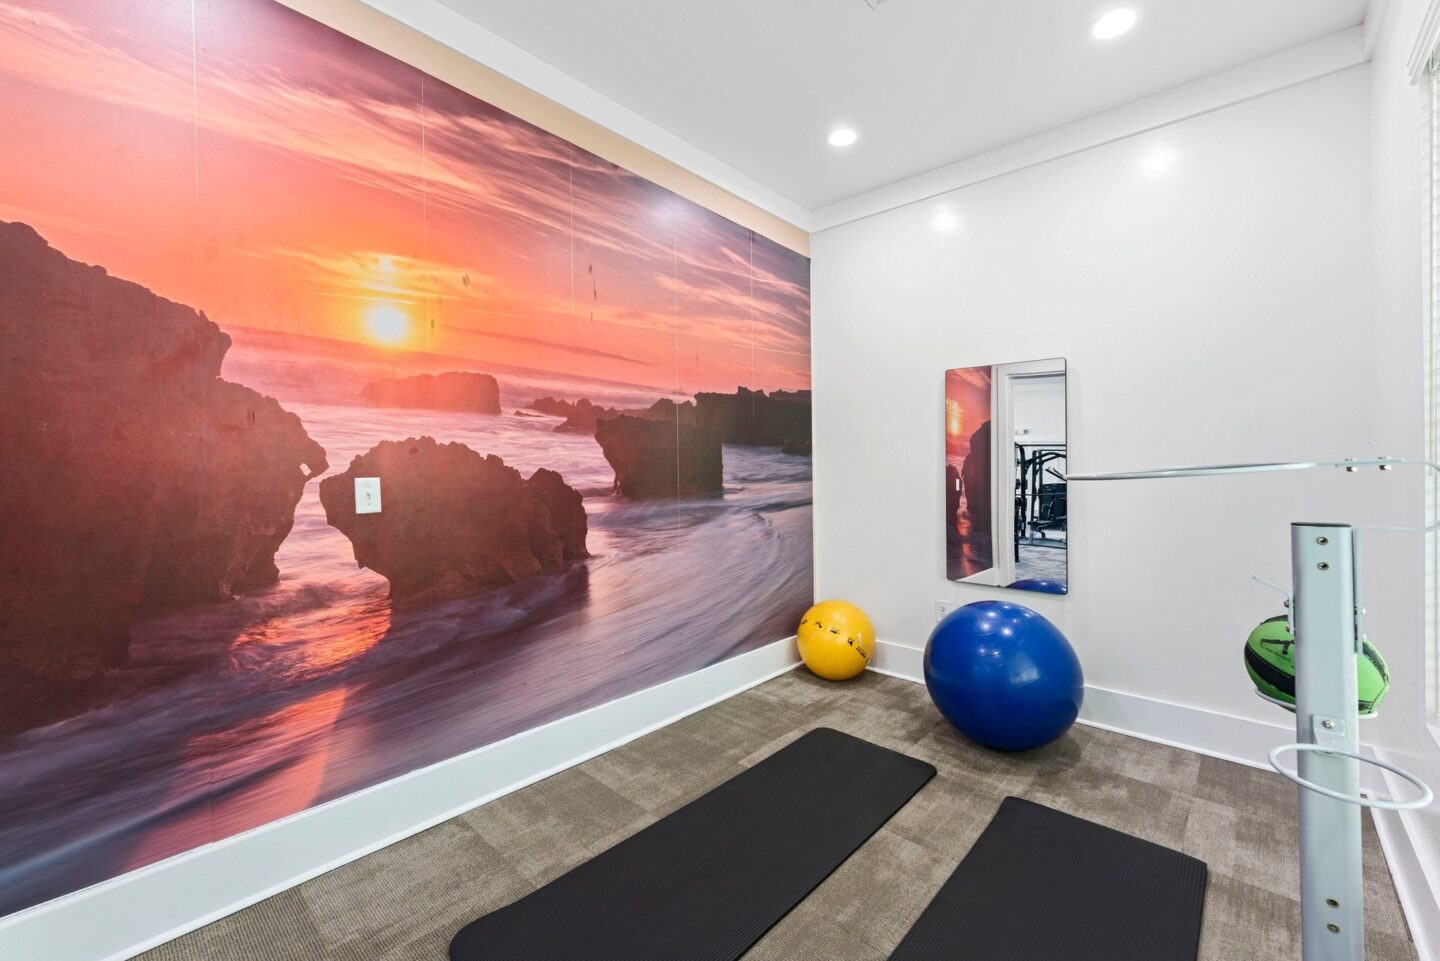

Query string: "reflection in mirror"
[945, 358, 1067, 594]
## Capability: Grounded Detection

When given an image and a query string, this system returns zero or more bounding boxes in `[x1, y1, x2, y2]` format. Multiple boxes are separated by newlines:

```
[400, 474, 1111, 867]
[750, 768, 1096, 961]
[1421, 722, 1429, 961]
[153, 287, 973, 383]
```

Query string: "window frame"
[1425, 58, 1440, 738]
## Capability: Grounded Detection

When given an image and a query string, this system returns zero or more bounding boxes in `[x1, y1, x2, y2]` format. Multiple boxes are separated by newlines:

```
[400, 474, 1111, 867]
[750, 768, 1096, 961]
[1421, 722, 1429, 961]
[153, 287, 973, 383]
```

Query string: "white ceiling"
[432, 0, 1368, 213]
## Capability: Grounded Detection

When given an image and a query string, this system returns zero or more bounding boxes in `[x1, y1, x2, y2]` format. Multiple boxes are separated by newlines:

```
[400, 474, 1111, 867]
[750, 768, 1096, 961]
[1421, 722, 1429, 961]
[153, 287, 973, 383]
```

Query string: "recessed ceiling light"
[828, 127, 858, 148]
[933, 208, 960, 232]
[1091, 8, 1137, 40]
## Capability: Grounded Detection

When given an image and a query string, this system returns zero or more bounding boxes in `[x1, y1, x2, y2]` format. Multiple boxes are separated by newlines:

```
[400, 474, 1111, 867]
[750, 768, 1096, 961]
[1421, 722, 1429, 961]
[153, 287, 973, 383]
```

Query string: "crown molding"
[295, 5, 1392, 250]
[811, 26, 1367, 233]
[1407, 0, 1440, 79]
[1365, 0, 1392, 58]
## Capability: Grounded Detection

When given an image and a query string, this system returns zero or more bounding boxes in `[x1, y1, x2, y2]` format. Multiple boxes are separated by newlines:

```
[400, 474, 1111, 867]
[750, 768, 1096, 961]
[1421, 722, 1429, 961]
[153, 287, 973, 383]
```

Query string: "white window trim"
[1409, 0, 1440, 80]
[1426, 56, 1440, 740]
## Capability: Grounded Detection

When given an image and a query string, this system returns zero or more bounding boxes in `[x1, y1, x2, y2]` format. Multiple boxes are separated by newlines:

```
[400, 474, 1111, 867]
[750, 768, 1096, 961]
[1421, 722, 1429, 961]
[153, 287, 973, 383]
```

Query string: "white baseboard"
[0, 638, 801, 961]
[1076, 685, 1296, 770]
[13, 633, 1433, 961]
[1370, 756, 1440, 961]
[872, 639, 1293, 768]
[868, 635, 926, 682]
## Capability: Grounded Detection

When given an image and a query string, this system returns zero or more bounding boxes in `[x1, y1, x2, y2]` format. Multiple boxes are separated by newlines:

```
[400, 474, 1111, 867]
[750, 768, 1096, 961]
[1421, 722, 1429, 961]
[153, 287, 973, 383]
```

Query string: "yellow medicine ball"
[797, 600, 875, 681]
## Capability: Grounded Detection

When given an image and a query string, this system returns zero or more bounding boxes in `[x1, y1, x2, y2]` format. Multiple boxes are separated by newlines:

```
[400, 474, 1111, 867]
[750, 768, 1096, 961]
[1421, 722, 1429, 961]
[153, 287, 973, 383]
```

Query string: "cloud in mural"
[0, 0, 809, 391]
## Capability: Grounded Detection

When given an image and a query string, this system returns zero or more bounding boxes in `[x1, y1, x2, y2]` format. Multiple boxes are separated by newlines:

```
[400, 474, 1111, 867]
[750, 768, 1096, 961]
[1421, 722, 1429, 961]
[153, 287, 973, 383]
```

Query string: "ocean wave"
[0, 385, 813, 917]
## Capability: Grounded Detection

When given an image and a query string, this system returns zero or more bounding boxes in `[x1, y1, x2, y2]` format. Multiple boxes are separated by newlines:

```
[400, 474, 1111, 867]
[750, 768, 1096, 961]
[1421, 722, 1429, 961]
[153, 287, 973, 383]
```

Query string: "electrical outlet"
[935, 599, 952, 623]
[354, 476, 382, 514]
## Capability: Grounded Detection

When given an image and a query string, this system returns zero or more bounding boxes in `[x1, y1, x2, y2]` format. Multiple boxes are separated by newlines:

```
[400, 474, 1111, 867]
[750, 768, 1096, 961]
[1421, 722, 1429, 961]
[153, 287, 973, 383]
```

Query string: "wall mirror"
[945, 358, 1068, 594]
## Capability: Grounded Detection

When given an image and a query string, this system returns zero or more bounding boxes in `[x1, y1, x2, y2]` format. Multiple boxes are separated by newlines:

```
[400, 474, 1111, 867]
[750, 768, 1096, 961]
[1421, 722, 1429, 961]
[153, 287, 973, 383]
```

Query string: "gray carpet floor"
[134, 670, 1418, 961]
[1013, 542, 1067, 583]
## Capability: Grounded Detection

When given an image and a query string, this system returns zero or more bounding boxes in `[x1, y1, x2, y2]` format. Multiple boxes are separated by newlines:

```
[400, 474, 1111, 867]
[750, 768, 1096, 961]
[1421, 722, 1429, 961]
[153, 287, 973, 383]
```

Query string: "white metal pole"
[1291, 523, 1364, 961]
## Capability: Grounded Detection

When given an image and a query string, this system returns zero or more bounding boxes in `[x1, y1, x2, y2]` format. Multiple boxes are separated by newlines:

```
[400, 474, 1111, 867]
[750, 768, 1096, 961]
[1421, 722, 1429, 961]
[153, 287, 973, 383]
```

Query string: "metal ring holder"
[1269, 743, 1434, 811]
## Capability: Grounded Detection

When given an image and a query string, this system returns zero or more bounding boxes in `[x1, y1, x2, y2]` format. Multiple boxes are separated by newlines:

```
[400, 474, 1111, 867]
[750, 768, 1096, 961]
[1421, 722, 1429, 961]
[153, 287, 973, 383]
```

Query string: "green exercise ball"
[1244, 614, 1390, 716]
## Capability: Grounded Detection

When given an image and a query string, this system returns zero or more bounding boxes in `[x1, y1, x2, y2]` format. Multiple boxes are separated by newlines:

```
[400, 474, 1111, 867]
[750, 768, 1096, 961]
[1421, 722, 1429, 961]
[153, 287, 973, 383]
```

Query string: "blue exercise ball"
[924, 599, 1083, 751]
[1005, 578, 1068, 595]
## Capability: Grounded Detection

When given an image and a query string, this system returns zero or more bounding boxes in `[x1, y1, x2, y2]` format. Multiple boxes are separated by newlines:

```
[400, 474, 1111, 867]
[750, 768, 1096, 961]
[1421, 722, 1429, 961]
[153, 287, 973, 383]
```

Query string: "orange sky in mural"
[0, 0, 810, 395]
[945, 366, 991, 461]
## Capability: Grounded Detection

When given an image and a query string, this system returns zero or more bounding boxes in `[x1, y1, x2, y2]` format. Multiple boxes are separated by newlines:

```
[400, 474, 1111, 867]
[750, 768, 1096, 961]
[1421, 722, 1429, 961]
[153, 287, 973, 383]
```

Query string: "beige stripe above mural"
[277, 0, 811, 255]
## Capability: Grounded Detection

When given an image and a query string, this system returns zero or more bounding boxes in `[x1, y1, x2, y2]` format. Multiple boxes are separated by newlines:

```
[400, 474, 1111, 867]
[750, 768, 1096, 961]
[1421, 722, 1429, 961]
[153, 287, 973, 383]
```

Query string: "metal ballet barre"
[1066, 456, 1435, 961]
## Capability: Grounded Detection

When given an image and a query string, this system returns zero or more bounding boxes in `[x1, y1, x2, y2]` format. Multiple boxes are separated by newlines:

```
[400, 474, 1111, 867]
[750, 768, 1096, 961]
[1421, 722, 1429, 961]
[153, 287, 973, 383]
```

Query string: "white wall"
[814, 66, 1391, 734]
[1011, 374, 1066, 445]
[1367, 0, 1440, 949]
[815, 43, 1440, 949]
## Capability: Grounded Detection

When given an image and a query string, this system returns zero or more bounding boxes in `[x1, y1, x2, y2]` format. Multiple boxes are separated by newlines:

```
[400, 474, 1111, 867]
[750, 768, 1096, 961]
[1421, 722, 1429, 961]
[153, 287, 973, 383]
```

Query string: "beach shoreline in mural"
[0, 0, 810, 916]
[0, 243, 811, 915]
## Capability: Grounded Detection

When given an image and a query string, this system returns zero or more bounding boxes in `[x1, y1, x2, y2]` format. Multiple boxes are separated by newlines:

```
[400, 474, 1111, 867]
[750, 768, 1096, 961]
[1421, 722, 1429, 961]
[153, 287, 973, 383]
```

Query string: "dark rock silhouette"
[532, 390, 811, 453]
[318, 437, 588, 602]
[529, 396, 582, 417]
[781, 437, 813, 456]
[140, 382, 328, 610]
[694, 388, 811, 448]
[960, 420, 992, 543]
[945, 463, 962, 539]
[526, 468, 589, 562]
[594, 416, 722, 498]
[529, 396, 621, 433]
[638, 397, 694, 423]
[0, 221, 326, 735]
[530, 396, 688, 434]
[362, 371, 500, 414]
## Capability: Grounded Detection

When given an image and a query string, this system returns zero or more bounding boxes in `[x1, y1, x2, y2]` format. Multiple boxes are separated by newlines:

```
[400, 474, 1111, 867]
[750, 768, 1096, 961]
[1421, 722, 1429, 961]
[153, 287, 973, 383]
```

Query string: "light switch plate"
[355, 477, 382, 514]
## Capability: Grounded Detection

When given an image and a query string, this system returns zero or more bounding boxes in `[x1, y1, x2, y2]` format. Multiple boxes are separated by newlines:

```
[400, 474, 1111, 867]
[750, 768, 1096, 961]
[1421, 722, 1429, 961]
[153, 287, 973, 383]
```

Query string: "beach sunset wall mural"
[0, 0, 811, 915]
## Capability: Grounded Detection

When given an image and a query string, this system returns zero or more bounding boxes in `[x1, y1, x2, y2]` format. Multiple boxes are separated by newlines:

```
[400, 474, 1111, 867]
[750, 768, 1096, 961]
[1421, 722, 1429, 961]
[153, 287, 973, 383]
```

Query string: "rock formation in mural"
[530, 396, 622, 433]
[526, 468, 590, 559]
[532, 391, 814, 455]
[361, 371, 501, 414]
[0, 221, 327, 735]
[961, 419, 992, 543]
[945, 463, 962, 538]
[694, 388, 811, 449]
[139, 381, 329, 610]
[595, 415, 723, 498]
[318, 437, 588, 601]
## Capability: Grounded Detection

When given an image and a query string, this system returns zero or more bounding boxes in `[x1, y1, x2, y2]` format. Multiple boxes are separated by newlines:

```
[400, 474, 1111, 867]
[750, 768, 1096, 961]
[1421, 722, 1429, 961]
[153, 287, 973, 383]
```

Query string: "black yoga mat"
[890, 796, 1208, 961]
[450, 727, 936, 961]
